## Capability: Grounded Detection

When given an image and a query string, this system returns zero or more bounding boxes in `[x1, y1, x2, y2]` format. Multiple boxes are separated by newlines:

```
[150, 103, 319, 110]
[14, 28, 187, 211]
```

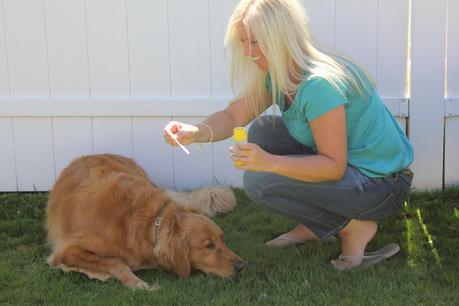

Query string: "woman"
[163, 0, 413, 270]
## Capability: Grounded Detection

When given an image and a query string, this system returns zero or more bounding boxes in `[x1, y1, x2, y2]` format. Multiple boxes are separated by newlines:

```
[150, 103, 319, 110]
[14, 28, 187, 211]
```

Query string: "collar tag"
[155, 217, 162, 227]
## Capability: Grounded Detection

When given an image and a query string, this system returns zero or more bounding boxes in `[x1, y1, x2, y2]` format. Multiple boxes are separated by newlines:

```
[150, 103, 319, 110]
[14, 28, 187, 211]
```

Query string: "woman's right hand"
[163, 121, 199, 146]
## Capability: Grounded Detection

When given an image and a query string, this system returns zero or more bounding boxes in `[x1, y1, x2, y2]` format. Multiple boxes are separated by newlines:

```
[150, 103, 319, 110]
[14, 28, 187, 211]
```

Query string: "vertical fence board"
[335, 0, 378, 80]
[172, 116, 213, 190]
[132, 117, 174, 189]
[377, 0, 409, 97]
[53, 117, 93, 177]
[45, 0, 90, 97]
[93, 117, 133, 157]
[410, 0, 447, 189]
[213, 138, 243, 187]
[86, 0, 130, 97]
[168, 0, 211, 97]
[3, 0, 49, 97]
[127, 0, 170, 97]
[445, 119, 459, 187]
[446, 0, 459, 98]
[0, 118, 17, 191]
[444, 0, 459, 186]
[305, 0, 336, 49]
[0, 1, 10, 97]
[14, 117, 55, 191]
[209, 0, 239, 97]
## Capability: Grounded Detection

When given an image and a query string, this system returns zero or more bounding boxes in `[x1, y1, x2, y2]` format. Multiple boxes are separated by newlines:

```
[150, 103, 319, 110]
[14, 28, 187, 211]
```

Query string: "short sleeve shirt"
[266, 69, 414, 178]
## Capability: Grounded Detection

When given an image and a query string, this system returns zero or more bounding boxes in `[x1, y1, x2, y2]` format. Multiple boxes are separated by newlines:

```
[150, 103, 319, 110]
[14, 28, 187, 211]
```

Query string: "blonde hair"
[224, 0, 373, 115]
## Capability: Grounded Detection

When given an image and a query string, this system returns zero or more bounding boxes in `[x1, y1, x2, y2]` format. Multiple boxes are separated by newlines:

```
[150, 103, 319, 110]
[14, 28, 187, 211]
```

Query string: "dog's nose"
[234, 258, 247, 272]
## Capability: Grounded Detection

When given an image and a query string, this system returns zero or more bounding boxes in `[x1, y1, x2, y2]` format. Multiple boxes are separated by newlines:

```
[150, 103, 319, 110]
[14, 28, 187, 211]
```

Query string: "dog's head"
[154, 209, 246, 278]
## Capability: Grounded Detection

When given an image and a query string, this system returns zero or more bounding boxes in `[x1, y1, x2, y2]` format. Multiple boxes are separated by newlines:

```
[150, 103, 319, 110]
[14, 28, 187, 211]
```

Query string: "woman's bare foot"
[331, 219, 378, 269]
[265, 224, 327, 247]
[282, 224, 320, 241]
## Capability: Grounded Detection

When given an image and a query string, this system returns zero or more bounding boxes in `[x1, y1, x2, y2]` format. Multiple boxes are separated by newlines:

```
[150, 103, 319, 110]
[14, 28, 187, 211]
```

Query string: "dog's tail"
[165, 186, 236, 217]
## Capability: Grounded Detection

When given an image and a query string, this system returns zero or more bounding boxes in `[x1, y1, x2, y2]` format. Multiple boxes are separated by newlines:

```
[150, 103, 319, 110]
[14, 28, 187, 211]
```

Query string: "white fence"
[0, 0, 457, 192]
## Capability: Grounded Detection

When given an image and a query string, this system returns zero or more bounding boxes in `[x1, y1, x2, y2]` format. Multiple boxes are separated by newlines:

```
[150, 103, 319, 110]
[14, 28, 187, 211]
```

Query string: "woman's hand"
[163, 121, 199, 146]
[230, 143, 275, 172]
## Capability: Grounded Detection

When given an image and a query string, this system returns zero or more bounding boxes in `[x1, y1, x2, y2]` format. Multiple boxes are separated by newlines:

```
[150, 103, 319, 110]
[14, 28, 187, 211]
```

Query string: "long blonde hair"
[224, 0, 373, 115]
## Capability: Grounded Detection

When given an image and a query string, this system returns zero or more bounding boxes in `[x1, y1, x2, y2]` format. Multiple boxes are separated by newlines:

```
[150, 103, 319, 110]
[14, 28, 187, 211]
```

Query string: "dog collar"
[152, 204, 167, 246]
[154, 216, 162, 241]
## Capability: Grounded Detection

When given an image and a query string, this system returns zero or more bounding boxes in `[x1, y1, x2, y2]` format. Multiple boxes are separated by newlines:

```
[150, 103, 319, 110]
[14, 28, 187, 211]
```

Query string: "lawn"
[0, 187, 458, 306]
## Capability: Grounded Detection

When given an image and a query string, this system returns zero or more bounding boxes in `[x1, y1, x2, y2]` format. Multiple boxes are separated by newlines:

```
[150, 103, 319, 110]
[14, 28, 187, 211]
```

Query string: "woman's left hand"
[230, 143, 274, 172]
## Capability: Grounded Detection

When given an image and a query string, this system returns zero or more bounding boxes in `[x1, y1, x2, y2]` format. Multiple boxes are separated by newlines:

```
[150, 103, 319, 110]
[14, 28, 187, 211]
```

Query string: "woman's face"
[237, 23, 268, 70]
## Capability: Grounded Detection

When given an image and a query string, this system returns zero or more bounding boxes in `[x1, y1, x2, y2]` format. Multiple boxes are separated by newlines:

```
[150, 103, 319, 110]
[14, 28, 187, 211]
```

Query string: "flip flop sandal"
[265, 233, 337, 248]
[331, 243, 400, 270]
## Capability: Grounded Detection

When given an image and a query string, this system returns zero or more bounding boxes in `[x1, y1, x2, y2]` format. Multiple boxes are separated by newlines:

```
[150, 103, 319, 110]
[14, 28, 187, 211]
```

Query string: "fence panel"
[172, 116, 214, 190]
[0, 118, 16, 191]
[45, 0, 90, 97]
[444, 0, 459, 187]
[0, 1, 9, 97]
[93, 117, 133, 157]
[0, 0, 455, 191]
[13, 118, 55, 191]
[132, 117, 174, 189]
[305, 0, 336, 49]
[127, 0, 170, 97]
[168, 0, 211, 97]
[410, 0, 447, 189]
[86, 0, 130, 97]
[377, 0, 409, 98]
[335, 0, 378, 80]
[210, 0, 239, 97]
[53, 117, 93, 177]
[3, 0, 49, 97]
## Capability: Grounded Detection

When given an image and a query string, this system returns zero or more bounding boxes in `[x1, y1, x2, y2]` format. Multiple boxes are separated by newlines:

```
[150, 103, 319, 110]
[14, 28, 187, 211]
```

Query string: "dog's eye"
[205, 242, 215, 250]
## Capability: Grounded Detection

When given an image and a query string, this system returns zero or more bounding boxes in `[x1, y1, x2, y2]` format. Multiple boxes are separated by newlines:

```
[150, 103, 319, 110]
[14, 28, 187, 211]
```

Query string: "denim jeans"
[243, 115, 413, 241]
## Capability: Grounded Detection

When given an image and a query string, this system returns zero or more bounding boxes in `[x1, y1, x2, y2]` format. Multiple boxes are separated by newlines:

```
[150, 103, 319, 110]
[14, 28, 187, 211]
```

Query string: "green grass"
[0, 188, 458, 306]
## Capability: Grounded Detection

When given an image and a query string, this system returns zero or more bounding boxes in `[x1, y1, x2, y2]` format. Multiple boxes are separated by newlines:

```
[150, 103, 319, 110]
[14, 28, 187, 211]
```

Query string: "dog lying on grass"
[46, 153, 246, 289]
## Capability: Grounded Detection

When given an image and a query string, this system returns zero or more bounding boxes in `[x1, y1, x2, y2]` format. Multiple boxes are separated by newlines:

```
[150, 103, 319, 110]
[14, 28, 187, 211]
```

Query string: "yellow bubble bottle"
[233, 127, 247, 167]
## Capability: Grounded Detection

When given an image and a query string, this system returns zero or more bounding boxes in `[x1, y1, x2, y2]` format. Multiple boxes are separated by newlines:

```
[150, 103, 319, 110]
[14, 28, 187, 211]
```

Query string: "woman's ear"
[155, 212, 191, 277]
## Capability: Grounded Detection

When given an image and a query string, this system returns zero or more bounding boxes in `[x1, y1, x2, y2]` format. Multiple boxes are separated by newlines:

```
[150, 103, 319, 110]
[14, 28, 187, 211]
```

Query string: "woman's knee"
[242, 171, 267, 203]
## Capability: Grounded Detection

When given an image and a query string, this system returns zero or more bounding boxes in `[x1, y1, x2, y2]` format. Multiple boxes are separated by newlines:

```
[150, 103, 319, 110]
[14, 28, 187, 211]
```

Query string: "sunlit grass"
[415, 208, 442, 267]
[1, 188, 458, 305]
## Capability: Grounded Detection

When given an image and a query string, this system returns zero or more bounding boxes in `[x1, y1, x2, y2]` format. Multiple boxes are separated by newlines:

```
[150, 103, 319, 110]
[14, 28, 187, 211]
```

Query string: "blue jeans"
[243, 116, 413, 241]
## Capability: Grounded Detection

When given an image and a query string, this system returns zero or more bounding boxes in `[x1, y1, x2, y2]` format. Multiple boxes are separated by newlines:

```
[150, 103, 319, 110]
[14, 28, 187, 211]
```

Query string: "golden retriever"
[46, 154, 246, 289]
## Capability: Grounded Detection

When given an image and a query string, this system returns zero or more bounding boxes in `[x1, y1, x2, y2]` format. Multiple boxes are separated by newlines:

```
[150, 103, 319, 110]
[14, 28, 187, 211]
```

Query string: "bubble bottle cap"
[233, 127, 247, 143]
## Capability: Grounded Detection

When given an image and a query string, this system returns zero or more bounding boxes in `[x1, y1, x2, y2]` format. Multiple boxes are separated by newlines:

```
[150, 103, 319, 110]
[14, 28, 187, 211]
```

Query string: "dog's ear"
[155, 212, 191, 278]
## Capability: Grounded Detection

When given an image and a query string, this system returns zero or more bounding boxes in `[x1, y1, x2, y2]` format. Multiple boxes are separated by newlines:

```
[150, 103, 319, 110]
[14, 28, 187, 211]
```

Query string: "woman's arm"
[232, 105, 348, 182]
[194, 97, 255, 142]
[164, 91, 270, 145]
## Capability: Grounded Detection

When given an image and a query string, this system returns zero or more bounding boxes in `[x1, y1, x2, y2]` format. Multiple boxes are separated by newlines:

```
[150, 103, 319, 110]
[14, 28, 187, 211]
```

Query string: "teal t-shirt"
[266, 65, 413, 178]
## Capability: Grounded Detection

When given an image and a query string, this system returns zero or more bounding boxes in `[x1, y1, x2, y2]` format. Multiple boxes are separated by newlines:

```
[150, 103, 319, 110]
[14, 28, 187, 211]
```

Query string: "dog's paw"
[166, 186, 236, 217]
[200, 186, 236, 217]
[126, 278, 151, 290]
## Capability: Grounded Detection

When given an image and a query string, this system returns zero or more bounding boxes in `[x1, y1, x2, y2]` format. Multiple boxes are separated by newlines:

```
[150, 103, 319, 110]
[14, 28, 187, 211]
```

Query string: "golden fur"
[46, 154, 245, 289]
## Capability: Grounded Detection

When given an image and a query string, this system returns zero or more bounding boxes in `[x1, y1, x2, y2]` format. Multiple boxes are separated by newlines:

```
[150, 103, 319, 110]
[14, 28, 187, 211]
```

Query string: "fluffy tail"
[165, 186, 236, 217]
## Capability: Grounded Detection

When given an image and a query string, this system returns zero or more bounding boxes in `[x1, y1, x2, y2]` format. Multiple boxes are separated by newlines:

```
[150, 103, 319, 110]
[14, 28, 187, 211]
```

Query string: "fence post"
[410, 0, 447, 190]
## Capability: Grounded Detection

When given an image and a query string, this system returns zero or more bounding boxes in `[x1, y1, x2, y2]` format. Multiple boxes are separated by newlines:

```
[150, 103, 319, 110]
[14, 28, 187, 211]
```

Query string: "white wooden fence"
[0, 0, 457, 192]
